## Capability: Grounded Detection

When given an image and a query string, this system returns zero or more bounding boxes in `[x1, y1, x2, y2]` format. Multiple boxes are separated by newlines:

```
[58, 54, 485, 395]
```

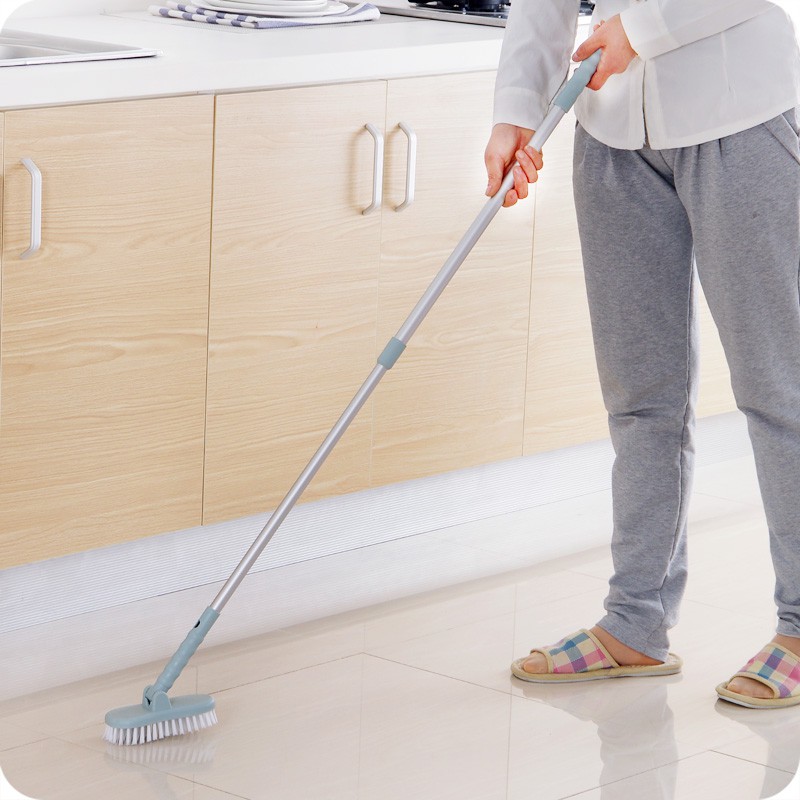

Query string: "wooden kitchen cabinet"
[695, 293, 737, 418]
[0, 96, 214, 568]
[205, 72, 534, 522]
[524, 111, 736, 456]
[372, 72, 534, 485]
[204, 82, 386, 524]
[0, 75, 738, 569]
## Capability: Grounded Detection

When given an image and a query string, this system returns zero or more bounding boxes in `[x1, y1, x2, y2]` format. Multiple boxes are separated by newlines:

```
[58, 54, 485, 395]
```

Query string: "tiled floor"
[2, 455, 800, 800]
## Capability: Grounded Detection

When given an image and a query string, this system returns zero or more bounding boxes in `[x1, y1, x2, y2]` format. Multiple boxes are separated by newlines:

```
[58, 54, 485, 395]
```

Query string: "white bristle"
[103, 710, 219, 746]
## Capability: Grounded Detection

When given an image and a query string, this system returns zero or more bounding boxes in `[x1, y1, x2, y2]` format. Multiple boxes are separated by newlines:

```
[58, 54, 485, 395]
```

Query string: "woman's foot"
[726, 634, 800, 699]
[520, 625, 663, 674]
[519, 629, 800, 699]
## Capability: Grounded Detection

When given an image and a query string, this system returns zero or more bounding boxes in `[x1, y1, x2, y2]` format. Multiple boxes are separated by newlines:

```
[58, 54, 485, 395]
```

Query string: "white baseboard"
[0, 412, 750, 637]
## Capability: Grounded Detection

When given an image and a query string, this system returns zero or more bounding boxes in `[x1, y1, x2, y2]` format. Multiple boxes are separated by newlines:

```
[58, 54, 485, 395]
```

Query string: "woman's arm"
[493, 0, 582, 132]
[488, 0, 581, 207]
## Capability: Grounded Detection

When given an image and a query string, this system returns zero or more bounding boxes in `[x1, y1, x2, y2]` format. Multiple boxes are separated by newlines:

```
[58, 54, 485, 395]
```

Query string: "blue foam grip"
[554, 49, 603, 113]
[378, 337, 407, 370]
[148, 606, 220, 698]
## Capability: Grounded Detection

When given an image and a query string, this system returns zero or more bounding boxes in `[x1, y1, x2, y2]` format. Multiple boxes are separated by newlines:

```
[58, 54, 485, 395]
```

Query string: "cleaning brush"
[103, 49, 602, 746]
[104, 608, 220, 744]
[103, 703, 218, 746]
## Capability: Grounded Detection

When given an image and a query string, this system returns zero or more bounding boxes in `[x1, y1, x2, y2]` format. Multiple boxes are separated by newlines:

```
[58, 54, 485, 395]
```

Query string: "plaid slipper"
[510, 628, 683, 683]
[716, 642, 800, 709]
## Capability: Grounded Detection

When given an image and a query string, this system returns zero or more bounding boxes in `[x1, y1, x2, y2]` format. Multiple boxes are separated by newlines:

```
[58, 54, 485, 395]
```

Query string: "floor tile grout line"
[688, 490, 765, 511]
[0, 719, 49, 738]
[554, 749, 798, 800]
[201, 606, 524, 695]
[0, 736, 50, 755]
[209, 651, 366, 696]
[363, 612, 516, 652]
[178, 777, 253, 800]
[362, 652, 548, 704]
[358, 585, 607, 655]
[512, 585, 610, 615]
[551, 751, 707, 800]
[679, 597, 774, 625]
[709, 747, 796, 776]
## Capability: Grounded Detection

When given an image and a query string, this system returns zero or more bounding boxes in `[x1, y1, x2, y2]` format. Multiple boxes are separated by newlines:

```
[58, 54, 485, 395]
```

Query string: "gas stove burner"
[396, 0, 591, 24]
[411, 0, 509, 14]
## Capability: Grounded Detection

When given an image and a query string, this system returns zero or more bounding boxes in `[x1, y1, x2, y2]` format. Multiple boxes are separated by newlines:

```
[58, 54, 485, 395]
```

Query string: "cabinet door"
[695, 284, 737, 418]
[205, 83, 386, 524]
[372, 73, 534, 486]
[524, 110, 607, 454]
[0, 97, 213, 568]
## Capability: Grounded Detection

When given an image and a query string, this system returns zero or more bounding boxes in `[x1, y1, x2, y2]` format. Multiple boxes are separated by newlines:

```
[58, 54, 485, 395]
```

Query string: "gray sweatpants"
[572, 110, 800, 662]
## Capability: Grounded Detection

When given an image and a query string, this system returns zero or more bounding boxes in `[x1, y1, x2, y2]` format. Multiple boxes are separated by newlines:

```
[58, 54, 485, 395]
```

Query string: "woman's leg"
[572, 124, 698, 662]
[674, 109, 800, 646]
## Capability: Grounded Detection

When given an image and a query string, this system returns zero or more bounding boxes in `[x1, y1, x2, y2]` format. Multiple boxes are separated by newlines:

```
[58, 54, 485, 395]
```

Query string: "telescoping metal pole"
[141, 52, 603, 708]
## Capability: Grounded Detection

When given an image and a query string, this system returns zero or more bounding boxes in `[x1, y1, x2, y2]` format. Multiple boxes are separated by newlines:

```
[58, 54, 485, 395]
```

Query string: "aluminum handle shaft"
[393, 105, 564, 345]
[209, 53, 602, 612]
[145, 52, 603, 708]
[391, 49, 601, 345]
[209, 105, 568, 614]
[211, 364, 385, 611]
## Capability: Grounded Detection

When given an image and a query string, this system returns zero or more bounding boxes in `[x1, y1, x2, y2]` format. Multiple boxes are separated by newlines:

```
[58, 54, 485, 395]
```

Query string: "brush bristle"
[103, 709, 218, 746]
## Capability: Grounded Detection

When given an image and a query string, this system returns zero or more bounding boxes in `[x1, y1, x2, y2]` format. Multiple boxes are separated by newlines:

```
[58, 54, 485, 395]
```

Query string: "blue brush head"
[104, 691, 217, 746]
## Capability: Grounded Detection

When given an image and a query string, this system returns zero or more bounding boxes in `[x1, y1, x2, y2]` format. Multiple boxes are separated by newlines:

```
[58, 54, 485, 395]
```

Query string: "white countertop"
[2, 7, 797, 115]
[0, 10, 510, 111]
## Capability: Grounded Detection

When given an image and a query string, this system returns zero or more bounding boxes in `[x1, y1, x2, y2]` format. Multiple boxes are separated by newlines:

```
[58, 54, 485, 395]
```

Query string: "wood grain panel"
[695, 285, 737, 417]
[524, 110, 607, 455]
[0, 97, 213, 568]
[204, 83, 386, 524]
[372, 72, 534, 486]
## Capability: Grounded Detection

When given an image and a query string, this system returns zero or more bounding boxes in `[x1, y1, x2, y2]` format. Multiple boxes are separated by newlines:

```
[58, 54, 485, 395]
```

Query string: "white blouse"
[493, 0, 800, 150]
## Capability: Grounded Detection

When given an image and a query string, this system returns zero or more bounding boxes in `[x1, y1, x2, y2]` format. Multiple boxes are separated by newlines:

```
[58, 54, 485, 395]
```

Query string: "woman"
[485, 0, 800, 708]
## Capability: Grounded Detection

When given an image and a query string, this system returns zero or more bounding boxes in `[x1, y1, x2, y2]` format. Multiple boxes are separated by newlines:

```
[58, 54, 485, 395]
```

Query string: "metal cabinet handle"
[396, 121, 417, 212]
[363, 123, 384, 216]
[20, 158, 42, 260]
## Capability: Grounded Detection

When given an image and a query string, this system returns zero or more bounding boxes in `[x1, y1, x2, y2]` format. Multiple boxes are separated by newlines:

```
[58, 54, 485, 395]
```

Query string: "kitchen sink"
[0, 30, 159, 67]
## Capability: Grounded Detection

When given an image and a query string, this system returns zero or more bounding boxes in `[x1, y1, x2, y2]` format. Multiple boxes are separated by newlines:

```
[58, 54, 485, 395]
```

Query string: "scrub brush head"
[104, 689, 217, 746]
[104, 607, 220, 746]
